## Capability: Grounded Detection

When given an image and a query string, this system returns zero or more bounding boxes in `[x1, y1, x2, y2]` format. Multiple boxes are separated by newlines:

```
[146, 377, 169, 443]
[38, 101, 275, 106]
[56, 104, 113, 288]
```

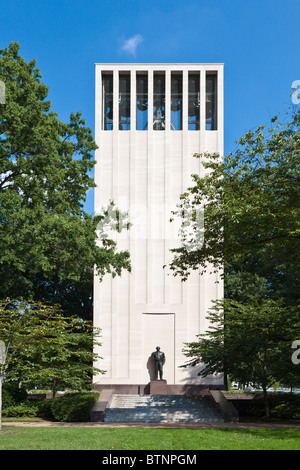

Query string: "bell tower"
[93, 64, 224, 391]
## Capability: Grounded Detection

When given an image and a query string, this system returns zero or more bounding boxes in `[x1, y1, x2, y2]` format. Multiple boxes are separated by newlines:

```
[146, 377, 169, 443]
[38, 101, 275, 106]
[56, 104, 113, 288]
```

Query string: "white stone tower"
[93, 64, 224, 391]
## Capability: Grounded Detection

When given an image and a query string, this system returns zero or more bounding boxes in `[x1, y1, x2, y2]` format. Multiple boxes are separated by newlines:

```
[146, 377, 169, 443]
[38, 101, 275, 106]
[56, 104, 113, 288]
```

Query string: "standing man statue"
[151, 346, 166, 380]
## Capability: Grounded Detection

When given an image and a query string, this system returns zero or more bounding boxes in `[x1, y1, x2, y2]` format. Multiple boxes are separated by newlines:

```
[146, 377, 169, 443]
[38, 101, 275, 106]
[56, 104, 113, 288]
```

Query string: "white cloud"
[122, 34, 143, 57]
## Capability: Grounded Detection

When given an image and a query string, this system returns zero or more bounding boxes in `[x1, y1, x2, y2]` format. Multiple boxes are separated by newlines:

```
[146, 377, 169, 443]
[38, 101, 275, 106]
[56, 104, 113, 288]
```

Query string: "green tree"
[171, 106, 300, 410]
[182, 298, 300, 417]
[169, 110, 300, 290]
[0, 299, 104, 397]
[0, 42, 130, 308]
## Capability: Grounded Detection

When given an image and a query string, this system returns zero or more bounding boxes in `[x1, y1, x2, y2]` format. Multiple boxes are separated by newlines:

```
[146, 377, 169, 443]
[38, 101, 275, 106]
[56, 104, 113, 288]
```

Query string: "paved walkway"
[2, 418, 300, 429]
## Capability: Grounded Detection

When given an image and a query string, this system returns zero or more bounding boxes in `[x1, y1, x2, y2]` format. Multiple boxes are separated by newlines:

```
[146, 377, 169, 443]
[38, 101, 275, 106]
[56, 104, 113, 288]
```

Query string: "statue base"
[149, 380, 168, 395]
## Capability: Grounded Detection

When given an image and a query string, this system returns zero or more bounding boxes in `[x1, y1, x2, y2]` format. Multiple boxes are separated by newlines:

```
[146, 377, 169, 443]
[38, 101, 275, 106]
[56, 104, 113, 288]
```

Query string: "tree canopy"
[169, 110, 300, 296]
[0, 42, 130, 314]
[0, 299, 103, 397]
[172, 105, 300, 402]
[181, 297, 300, 416]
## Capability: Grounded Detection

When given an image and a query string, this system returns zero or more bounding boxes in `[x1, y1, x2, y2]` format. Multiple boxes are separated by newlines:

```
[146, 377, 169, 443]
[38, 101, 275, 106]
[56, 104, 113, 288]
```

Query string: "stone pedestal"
[149, 380, 168, 395]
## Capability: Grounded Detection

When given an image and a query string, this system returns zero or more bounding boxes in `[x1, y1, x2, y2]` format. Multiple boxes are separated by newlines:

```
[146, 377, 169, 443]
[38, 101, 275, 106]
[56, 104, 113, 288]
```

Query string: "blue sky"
[1, 0, 300, 213]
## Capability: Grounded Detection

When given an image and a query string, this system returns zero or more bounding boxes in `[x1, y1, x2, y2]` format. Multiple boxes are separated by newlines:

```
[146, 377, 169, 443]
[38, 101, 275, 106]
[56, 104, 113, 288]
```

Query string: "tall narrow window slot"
[171, 73, 182, 130]
[188, 73, 200, 130]
[136, 73, 148, 130]
[153, 73, 165, 130]
[119, 73, 131, 130]
[206, 73, 217, 130]
[102, 73, 113, 130]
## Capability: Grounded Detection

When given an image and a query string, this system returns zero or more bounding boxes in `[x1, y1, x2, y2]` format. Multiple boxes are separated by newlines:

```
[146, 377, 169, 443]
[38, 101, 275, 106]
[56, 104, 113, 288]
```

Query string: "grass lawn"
[1, 426, 300, 450]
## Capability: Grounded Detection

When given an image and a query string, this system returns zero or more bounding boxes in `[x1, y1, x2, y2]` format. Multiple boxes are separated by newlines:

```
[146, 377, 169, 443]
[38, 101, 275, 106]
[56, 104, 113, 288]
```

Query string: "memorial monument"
[151, 346, 165, 381]
[93, 63, 224, 391]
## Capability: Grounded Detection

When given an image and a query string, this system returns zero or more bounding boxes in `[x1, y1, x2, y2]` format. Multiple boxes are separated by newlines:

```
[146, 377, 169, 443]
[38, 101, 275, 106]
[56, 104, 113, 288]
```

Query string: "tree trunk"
[224, 370, 228, 391]
[262, 385, 270, 418]
[52, 379, 58, 399]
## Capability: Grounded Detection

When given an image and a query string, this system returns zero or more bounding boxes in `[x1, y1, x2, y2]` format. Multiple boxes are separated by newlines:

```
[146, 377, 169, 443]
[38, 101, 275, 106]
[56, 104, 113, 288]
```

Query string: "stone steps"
[104, 394, 224, 423]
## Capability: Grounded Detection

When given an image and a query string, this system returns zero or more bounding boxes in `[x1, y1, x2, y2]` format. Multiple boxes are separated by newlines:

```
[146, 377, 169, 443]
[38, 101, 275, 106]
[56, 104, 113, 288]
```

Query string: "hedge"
[2, 383, 28, 407]
[2, 388, 100, 422]
[248, 393, 300, 419]
[39, 392, 100, 422]
[2, 402, 39, 417]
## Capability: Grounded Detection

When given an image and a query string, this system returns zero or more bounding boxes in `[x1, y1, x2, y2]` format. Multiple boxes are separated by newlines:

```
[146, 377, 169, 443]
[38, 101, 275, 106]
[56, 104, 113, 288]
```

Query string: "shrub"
[2, 402, 38, 417]
[1, 390, 99, 422]
[36, 398, 54, 420]
[271, 395, 300, 419]
[47, 392, 99, 422]
[248, 393, 300, 419]
[2, 383, 28, 408]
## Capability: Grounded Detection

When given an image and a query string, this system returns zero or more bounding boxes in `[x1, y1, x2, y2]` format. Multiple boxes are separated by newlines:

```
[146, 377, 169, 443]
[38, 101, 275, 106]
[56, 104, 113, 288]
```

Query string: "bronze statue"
[151, 346, 165, 380]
